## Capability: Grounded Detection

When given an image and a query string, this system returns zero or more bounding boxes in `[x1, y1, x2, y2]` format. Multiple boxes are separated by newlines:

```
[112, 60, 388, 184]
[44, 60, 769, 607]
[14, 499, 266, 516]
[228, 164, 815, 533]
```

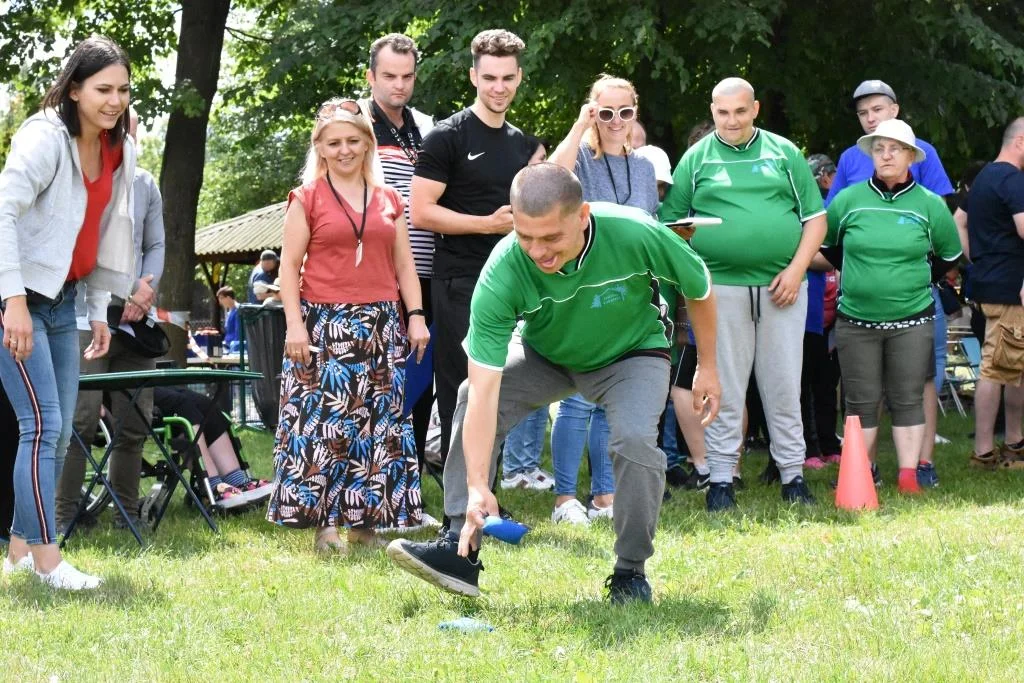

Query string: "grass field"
[3, 412, 1024, 682]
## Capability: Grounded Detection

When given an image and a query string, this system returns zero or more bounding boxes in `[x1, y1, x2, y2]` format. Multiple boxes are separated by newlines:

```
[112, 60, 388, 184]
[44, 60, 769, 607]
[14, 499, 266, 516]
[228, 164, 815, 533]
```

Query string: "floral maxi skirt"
[267, 300, 423, 529]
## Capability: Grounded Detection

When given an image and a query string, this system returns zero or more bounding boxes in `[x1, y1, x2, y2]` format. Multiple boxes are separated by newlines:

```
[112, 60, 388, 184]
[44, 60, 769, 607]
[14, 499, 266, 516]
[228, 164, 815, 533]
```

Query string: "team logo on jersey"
[896, 214, 925, 226]
[749, 159, 780, 175]
[591, 285, 629, 308]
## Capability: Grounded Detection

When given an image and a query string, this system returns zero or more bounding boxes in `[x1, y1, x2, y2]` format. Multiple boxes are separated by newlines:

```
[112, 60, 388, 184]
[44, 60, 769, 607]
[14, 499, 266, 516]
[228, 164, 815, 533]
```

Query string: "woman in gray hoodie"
[0, 36, 137, 591]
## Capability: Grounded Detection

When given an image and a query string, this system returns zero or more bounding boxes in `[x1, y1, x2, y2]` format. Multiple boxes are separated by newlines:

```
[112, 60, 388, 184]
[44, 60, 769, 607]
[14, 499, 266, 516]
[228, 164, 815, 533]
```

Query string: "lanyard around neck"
[371, 100, 420, 164]
[326, 173, 368, 267]
[603, 151, 632, 205]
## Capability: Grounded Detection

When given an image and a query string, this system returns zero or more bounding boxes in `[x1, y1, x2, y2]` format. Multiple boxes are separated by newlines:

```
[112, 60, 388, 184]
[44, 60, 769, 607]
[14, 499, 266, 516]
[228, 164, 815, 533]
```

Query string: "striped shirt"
[369, 103, 435, 278]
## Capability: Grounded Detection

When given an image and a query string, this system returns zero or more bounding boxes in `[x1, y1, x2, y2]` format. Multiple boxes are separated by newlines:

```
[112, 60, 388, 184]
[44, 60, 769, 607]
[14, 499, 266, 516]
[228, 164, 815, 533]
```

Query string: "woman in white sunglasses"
[545, 75, 660, 526]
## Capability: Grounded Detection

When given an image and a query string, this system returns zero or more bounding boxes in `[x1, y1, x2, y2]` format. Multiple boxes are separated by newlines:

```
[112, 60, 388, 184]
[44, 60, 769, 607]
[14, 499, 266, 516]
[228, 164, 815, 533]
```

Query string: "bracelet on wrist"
[407, 308, 426, 318]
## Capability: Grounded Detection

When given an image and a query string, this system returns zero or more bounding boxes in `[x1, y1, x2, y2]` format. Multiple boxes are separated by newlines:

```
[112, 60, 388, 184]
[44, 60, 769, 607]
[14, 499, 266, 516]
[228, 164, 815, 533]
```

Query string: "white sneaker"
[587, 501, 614, 520]
[524, 467, 555, 491]
[935, 433, 951, 445]
[551, 499, 590, 525]
[2, 553, 34, 575]
[500, 472, 531, 489]
[36, 560, 103, 591]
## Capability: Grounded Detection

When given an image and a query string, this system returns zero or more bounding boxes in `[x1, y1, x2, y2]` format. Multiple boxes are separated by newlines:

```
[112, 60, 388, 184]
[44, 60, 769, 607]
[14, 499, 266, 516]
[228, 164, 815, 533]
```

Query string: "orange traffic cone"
[834, 415, 879, 511]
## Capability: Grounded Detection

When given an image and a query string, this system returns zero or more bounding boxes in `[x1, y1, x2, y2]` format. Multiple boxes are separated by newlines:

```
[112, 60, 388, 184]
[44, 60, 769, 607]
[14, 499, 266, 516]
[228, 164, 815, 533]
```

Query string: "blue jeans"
[551, 394, 615, 496]
[932, 286, 947, 392]
[0, 283, 80, 545]
[502, 406, 548, 475]
[661, 396, 683, 469]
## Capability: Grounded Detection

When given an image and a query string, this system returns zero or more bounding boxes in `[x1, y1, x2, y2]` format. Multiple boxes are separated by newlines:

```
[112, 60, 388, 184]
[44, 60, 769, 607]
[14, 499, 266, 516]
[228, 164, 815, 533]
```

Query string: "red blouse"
[289, 178, 405, 304]
[67, 132, 123, 282]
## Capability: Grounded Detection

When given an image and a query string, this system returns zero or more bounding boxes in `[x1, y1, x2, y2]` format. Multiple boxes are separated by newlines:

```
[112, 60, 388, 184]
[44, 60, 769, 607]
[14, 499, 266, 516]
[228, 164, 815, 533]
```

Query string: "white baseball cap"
[634, 145, 673, 185]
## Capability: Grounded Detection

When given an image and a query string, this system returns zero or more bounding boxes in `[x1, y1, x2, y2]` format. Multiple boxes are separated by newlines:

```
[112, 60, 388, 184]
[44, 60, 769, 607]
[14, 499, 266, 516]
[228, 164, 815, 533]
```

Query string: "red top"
[67, 133, 123, 282]
[290, 178, 405, 304]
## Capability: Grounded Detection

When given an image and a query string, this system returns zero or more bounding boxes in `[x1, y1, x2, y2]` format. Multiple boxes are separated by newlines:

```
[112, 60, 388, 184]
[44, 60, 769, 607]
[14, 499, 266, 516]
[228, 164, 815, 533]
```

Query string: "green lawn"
[3, 412, 1024, 682]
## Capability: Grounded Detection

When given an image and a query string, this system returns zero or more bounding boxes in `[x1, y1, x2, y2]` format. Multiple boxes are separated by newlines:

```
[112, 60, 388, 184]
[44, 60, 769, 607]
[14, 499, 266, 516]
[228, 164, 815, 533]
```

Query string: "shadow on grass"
[3, 571, 169, 608]
[425, 589, 777, 646]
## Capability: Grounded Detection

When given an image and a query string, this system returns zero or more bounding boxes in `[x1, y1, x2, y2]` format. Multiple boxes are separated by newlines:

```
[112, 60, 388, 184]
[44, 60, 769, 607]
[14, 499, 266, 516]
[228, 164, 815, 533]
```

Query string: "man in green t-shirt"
[661, 77, 827, 511]
[388, 163, 720, 603]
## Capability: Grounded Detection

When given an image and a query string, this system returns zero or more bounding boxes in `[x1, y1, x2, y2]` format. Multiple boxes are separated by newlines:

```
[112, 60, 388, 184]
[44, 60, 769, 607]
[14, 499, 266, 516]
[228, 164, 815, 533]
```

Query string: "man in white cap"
[825, 79, 956, 490]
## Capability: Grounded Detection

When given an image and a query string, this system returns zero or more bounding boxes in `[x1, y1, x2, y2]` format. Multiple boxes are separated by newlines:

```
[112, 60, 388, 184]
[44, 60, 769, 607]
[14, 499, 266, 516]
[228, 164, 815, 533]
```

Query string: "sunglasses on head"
[316, 98, 362, 121]
[597, 106, 637, 123]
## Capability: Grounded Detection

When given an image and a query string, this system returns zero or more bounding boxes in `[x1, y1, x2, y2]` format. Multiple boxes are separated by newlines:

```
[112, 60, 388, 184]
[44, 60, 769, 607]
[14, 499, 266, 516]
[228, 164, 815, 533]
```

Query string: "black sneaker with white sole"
[706, 482, 737, 512]
[387, 530, 483, 597]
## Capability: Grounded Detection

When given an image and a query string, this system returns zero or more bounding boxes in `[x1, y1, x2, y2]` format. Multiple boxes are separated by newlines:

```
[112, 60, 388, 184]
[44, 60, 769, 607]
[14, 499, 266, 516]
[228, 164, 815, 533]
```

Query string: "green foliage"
[0, 0, 177, 124]
[3, 0, 1023, 225]
[203, 0, 1024, 224]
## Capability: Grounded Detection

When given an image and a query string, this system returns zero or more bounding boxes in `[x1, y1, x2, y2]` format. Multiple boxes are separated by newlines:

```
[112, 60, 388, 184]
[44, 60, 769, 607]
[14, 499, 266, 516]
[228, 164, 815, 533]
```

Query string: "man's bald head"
[712, 77, 755, 102]
[510, 163, 584, 217]
[1002, 117, 1024, 147]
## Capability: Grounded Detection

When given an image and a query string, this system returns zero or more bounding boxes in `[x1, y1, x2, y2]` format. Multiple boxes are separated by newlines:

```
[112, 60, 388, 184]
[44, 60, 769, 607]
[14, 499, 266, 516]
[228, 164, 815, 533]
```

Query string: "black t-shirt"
[964, 161, 1024, 304]
[414, 108, 531, 279]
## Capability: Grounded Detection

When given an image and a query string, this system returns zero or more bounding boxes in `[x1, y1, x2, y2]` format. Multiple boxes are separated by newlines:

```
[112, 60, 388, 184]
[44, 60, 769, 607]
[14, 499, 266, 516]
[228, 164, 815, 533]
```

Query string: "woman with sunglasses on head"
[545, 75, 660, 525]
[0, 36, 136, 590]
[266, 98, 429, 553]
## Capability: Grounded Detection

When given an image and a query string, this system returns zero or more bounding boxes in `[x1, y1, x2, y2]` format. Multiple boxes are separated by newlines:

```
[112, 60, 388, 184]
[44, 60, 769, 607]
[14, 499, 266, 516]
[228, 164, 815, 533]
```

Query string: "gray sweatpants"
[705, 282, 807, 485]
[444, 335, 669, 573]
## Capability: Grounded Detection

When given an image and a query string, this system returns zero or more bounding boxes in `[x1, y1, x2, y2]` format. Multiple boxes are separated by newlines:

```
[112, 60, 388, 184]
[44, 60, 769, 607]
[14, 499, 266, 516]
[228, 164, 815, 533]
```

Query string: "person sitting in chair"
[152, 387, 272, 508]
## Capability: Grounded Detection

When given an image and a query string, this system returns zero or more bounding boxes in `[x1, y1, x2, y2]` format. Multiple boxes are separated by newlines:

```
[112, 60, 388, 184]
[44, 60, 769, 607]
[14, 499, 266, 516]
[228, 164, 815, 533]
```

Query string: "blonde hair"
[583, 74, 639, 159]
[300, 110, 378, 186]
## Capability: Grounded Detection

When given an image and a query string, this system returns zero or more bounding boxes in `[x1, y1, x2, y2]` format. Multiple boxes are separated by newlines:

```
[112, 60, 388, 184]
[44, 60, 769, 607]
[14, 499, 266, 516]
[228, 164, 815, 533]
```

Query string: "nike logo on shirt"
[467, 152, 485, 160]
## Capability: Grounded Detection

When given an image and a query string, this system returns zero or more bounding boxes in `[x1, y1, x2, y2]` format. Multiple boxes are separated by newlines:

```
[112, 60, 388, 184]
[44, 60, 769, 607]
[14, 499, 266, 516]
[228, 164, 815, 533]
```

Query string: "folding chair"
[943, 337, 982, 416]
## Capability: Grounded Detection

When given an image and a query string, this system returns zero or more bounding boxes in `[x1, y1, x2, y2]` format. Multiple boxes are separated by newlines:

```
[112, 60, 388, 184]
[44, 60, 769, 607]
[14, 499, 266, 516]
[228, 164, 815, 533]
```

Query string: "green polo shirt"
[825, 178, 962, 322]
[465, 202, 711, 373]
[660, 129, 825, 286]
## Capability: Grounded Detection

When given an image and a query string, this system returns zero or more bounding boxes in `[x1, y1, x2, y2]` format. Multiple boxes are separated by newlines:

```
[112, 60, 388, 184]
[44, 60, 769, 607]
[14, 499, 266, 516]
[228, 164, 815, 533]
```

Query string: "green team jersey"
[825, 178, 962, 322]
[660, 129, 825, 286]
[465, 202, 711, 373]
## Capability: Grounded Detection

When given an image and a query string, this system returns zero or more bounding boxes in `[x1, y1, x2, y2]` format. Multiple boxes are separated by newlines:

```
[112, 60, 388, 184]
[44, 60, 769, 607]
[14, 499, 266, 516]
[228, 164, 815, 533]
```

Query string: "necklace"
[325, 173, 368, 267]
[602, 150, 632, 205]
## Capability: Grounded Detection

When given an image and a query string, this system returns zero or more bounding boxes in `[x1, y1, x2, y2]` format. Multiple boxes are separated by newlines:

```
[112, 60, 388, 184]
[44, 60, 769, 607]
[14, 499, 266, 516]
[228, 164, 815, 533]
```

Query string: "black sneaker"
[781, 476, 815, 504]
[916, 462, 939, 488]
[604, 569, 652, 604]
[387, 530, 483, 597]
[665, 464, 689, 488]
[870, 462, 883, 488]
[706, 482, 736, 512]
[684, 467, 710, 490]
[759, 459, 780, 484]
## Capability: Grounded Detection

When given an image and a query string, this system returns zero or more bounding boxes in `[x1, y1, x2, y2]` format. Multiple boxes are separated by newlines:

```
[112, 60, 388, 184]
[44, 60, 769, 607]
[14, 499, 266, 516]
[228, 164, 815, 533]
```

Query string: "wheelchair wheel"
[81, 412, 114, 515]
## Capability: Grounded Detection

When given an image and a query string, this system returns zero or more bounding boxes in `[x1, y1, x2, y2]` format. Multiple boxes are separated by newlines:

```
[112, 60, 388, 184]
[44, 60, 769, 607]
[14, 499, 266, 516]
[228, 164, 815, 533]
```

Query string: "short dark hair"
[471, 29, 525, 68]
[369, 33, 418, 73]
[510, 163, 583, 217]
[216, 286, 235, 300]
[42, 36, 131, 144]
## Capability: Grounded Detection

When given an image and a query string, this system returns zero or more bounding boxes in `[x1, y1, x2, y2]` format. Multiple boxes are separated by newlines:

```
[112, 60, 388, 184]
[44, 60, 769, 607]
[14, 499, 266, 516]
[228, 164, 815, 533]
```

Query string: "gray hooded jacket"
[0, 109, 136, 323]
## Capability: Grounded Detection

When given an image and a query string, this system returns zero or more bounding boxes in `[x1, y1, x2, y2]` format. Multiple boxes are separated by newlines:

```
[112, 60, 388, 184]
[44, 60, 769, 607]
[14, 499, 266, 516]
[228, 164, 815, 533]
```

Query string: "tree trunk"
[158, 0, 231, 366]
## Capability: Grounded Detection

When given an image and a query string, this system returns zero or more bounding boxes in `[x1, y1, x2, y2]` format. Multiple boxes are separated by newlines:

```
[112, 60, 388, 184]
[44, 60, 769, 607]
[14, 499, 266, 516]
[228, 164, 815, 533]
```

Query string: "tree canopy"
[1, 0, 1022, 334]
